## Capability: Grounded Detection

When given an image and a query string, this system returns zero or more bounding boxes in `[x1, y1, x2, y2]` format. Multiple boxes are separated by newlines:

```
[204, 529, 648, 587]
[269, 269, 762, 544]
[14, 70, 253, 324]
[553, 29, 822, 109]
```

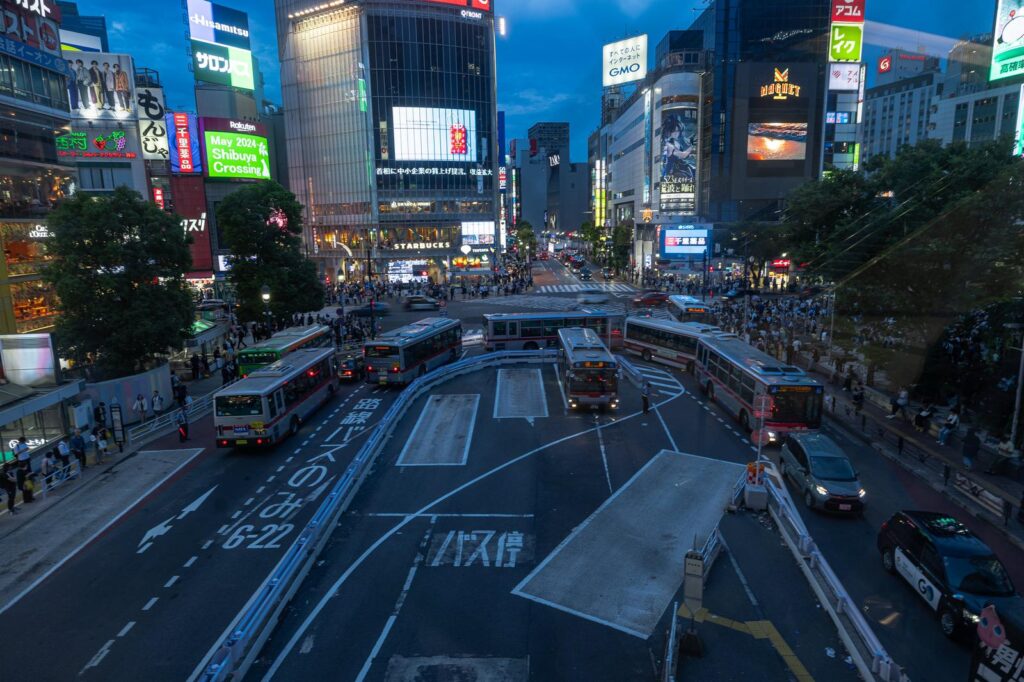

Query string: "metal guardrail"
[615, 354, 644, 389]
[762, 463, 908, 682]
[125, 388, 222, 447]
[194, 349, 557, 682]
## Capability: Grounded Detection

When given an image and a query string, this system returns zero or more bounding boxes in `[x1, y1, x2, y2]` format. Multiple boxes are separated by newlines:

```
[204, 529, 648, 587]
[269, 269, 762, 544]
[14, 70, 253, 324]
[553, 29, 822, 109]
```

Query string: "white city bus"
[623, 317, 724, 371]
[364, 317, 462, 386]
[557, 327, 619, 410]
[483, 311, 625, 351]
[214, 347, 339, 448]
[694, 335, 824, 442]
[667, 295, 712, 322]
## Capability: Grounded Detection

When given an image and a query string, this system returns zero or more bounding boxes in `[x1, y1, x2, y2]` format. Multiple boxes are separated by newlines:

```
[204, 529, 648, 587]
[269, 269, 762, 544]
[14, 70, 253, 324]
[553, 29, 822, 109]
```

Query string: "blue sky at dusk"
[70, 0, 993, 160]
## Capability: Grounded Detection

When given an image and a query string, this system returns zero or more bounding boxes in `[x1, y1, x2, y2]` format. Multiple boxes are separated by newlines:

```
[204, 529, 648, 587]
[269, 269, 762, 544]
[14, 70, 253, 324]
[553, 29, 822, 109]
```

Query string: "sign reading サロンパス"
[187, 0, 254, 92]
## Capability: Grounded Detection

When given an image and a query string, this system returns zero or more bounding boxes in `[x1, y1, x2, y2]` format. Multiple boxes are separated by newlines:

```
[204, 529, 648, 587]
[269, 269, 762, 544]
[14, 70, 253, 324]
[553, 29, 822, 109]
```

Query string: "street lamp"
[261, 284, 271, 332]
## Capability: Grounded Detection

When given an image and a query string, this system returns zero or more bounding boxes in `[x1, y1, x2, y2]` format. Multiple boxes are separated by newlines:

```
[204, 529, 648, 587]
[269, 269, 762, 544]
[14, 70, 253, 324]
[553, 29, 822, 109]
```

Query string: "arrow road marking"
[178, 486, 217, 520]
[137, 516, 175, 554]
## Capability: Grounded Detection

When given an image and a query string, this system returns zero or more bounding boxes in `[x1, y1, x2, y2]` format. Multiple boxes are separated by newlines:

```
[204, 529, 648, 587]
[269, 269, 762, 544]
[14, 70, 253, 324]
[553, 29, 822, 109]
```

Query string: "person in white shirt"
[132, 394, 148, 423]
[151, 390, 164, 417]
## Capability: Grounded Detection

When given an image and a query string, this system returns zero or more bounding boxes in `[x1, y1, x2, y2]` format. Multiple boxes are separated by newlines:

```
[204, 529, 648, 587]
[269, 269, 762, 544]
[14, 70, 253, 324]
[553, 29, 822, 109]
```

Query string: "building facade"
[863, 71, 941, 162]
[276, 0, 500, 285]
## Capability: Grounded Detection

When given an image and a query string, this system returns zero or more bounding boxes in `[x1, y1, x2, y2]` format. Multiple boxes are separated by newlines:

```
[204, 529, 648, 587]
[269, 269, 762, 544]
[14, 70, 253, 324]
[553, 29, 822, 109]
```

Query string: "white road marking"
[245, 497, 255, 506]
[654, 405, 679, 452]
[552, 363, 568, 411]
[276, 465, 286, 473]
[325, 426, 343, 442]
[300, 635, 315, 655]
[142, 597, 158, 611]
[596, 419, 613, 494]
[117, 621, 135, 638]
[366, 512, 535, 518]
[259, 393, 685, 679]
[164, 576, 179, 588]
[256, 486, 265, 494]
[266, 476, 275, 483]
[184, 556, 198, 568]
[202, 540, 214, 550]
[285, 456, 294, 463]
[79, 639, 115, 674]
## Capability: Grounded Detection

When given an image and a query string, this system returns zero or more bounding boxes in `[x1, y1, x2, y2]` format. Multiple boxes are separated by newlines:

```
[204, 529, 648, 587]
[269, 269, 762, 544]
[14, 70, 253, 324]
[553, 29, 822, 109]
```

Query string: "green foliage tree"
[721, 222, 790, 287]
[44, 187, 195, 375]
[217, 181, 324, 324]
[610, 221, 633, 272]
[579, 220, 603, 256]
[515, 221, 538, 258]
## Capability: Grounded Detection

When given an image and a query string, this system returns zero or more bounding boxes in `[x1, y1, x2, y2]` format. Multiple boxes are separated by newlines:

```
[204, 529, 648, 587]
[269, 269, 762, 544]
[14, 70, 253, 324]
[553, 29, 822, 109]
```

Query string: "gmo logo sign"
[608, 63, 641, 79]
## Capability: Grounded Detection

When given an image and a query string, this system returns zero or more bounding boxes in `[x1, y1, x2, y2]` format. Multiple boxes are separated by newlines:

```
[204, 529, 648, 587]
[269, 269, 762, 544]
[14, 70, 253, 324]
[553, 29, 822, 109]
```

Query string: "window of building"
[10, 278, 57, 333]
[970, 97, 998, 143]
[0, 55, 69, 112]
[1, 221, 55, 276]
[952, 102, 969, 142]
[77, 165, 135, 191]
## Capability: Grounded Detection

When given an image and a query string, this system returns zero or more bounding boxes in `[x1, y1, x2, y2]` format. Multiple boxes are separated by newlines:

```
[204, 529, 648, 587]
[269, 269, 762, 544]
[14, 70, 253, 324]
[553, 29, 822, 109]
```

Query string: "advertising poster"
[167, 112, 202, 174]
[187, 0, 254, 91]
[63, 52, 136, 118]
[392, 107, 478, 162]
[2, 3, 61, 56]
[137, 85, 169, 160]
[170, 174, 213, 272]
[992, 0, 1024, 82]
[56, 126, 138, 160]
[461, 221, 495, 246]
[658, 104, 698, 214]
[201, 117, 270, 180]
[603, 35, 647, 87]
[969, 604, 1024, 682]
[747, 123, 808, 162]
[660, 227, 709, 259]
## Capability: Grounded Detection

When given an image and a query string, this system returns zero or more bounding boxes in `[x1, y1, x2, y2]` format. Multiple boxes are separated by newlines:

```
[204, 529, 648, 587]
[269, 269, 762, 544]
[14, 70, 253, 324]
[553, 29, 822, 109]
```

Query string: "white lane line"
[230, 511, 242, 520]
[184, 556, 198, 568]
[266, 476, 276, 483]
[217, 524, 229, 535]
[117, 621, 135, 638]
[654, 404, 679, 452]
[365, 512, 535, 518]
[302, 440, 310, 446]
[164, 575, 179, 588]
[293, 449, 302, 455]
[202, 540, 214, 550]
[244, 497, 255, 506]
[353, 522, 435, 681]
[721, 536, 759, 607]
[596, 419, 613, 494]
[259, 392, 685, 679]
[79, 639, 115, 674]
[0, 447, 206, 618]
[276, 465, 286, 473]
[256, 486, 265, 494]
[285, 456, 294, 463]
[142, 597, 158, 611]
[552, 363, 568, 411]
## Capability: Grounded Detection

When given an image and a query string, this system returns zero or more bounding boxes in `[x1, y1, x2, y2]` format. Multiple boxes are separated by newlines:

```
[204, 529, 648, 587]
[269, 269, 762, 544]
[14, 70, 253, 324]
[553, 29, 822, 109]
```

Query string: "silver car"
[576, 289, 610, 305]
[779, 433, 866, 514]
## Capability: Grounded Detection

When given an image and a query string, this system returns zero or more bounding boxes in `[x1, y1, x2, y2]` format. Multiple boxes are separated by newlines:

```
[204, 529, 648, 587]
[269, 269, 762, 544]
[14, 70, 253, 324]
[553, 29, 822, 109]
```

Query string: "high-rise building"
[862, 71, 941, 162]
[276, 0, 500, 286]
[56, 0, 109, 52]
[528, 122, 570, 156]
[689, 0, 832, 222]
[874, 49, 940, 87]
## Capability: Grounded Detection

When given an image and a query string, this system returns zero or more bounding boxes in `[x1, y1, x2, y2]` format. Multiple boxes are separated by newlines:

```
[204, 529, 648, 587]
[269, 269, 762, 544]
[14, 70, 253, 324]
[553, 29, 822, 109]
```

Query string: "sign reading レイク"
[829, 23, 864, 62]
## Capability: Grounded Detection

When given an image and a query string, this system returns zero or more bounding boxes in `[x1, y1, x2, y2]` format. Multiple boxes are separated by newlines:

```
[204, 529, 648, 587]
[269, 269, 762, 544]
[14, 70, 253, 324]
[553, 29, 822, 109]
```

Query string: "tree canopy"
[217, 181, 324, 324]
[44, 187, 195, 375]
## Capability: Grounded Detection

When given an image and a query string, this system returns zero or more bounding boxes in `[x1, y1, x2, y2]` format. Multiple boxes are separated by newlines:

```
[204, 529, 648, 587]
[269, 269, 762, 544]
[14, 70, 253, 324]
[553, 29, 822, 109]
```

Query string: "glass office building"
[276, 0, 499, 285]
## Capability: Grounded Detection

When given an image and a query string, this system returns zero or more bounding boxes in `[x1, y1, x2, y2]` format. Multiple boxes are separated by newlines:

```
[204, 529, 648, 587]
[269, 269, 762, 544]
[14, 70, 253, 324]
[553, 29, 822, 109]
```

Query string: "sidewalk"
[799, 351, 1024, 551]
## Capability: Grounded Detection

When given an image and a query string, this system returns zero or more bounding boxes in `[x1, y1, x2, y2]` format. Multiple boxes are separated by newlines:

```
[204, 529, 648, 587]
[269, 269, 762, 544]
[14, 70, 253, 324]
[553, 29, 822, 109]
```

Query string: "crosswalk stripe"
[637, 367, 674, 378]
[537, 283, 637, 294]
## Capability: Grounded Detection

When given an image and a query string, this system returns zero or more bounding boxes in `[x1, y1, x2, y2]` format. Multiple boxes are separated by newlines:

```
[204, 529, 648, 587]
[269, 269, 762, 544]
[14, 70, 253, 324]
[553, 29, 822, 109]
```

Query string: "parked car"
[338, 355, 366, 381]
[779, 433, 866, 514]
[877, 510, 1022, 639]
[576, 289, 610, 305]
[349, 302, 391, 317]
[632, 291, 670, 307]
[404, 295, 439, 311]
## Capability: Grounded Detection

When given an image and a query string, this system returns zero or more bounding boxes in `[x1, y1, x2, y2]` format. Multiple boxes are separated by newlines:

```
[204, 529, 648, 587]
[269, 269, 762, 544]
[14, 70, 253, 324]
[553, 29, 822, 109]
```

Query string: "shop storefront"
[0, 220, 60, 334]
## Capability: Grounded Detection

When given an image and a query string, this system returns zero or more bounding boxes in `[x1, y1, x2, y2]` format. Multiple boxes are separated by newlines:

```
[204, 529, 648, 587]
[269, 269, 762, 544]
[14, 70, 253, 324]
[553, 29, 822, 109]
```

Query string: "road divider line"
[202, 540, 214, 550]
[142, 597, 158, 611]
[184, 556, 198, 568]
[596, 418, 613, 494]
[164, 575, 179, 588]
[79, 638, 115, 674]
[117, 621, 135, 638]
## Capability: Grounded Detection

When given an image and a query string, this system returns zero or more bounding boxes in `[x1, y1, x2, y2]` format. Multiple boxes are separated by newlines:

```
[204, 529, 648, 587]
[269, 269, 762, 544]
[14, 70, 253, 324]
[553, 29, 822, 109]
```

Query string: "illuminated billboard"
[63, 52, 136, 119]
[201, 117, 271, 180]
[603, 35, 647, 87]
[187, 0, 253, 91]
[461, 221, 495, 246]
[392, 107, 478, 162]
[992, 0, 1024, 82]
[167, 113, 202, 174]
[658, 103, 698, 214]
[422, 0, 493, 9]
[747, 123, 808, 162]
[660, 227, 709, 258]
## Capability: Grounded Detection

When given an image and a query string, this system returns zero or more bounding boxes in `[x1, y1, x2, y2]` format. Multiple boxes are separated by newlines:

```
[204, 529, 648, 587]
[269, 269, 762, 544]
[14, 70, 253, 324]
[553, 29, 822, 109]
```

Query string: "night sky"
[70, 0, 993, 160]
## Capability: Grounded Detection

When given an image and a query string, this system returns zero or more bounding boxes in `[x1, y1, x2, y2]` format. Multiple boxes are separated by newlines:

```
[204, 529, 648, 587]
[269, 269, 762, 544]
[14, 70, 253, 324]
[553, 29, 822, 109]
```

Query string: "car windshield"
[215, 395, 263, 417]
[810, 456, 856, 481]
[944, 555, 1015, 596]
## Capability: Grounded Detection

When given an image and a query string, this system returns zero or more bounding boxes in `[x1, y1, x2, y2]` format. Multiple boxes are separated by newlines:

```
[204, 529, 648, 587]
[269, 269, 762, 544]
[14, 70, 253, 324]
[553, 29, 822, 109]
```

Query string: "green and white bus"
[237, 325, 332, 377]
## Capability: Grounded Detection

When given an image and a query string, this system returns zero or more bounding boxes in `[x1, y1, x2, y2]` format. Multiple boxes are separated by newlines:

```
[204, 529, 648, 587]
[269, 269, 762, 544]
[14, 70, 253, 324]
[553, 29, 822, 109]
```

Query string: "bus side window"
[275, 391, 284, 411]
[267, 394, 278, 419]
[493, 321, 507, 336]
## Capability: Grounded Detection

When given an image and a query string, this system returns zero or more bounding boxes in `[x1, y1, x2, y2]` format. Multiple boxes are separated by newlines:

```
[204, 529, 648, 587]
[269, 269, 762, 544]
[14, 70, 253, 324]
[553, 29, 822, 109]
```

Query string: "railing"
[762, 462, 908, 682]
[194, 349, 557, 682]
[615, 354, 644, 388]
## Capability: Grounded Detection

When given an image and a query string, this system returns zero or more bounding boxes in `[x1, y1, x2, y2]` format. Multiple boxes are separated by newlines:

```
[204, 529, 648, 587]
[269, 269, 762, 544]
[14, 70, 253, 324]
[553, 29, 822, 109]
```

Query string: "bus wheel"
[524, 342, 539, 351]
[289, 416, 300, 436]
[739, 410, 750, 432]
[642, 349, 652, 362]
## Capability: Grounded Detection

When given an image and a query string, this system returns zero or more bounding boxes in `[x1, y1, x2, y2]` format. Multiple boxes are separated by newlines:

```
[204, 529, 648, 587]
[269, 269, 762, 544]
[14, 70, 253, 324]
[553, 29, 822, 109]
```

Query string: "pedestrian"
[938, 407, 961, 446]
[641, 381, 651, 415]
[41, 450, 57, 480]
[962, 428, 980, 471]
[1, 463, 17, 515]
[132, 393, 148, 423]
[13, 436, 30, 471]
[151, 390, 164, 417]
[56, 439, 72, 477]
[851, 381, 865, 414]
[176, 407, 190, 442]
[914, 403, 934, 433]
[96, 428, 110, 464]
[190, 353, 201, 381]
[70, 428, 86, 469]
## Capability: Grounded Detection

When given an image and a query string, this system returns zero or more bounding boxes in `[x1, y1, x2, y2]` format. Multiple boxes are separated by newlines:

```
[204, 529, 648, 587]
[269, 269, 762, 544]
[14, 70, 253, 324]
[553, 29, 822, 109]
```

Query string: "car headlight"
[814, 485, 829, 496]
[962, 608, 980, 623]
[858, 488, 867, 498]
[767, 431, 778, 440]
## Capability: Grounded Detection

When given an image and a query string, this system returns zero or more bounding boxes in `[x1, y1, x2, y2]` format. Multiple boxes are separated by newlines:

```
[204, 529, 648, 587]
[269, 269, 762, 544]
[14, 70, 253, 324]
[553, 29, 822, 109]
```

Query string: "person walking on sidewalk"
[1, 463, 17, 515]
[175, 407, 190, 443]
[962, 428, 980, 471]
[641, 381, 651, 415]
[13, 436, 29, 471]
[151, 390, 164, 419]
[132, 393, 148, 423]
[887, 386, 910, 421]
[851, 381, 865, 414]
[938, 407, 961, 446]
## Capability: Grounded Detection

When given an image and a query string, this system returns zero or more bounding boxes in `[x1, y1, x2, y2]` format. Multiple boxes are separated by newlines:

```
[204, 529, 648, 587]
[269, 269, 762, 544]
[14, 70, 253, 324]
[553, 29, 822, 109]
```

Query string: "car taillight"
[343, 370, 352, 376]
[366, 365, 373, 372]
[391, 366, 399, 373]
[256, 439, 263, 445]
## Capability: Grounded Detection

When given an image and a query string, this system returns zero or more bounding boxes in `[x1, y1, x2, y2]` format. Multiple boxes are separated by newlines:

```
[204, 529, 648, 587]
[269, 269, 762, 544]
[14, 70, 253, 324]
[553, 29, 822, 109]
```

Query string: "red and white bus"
[558, 327, 619, 410]
[364, 317, 462, 386]
[213, 347, 339, 448]
[694, 335, 824, 442]
[623, 317, 724, 371]
[667, 295, 712, 322]
[483, 311, 624, 351]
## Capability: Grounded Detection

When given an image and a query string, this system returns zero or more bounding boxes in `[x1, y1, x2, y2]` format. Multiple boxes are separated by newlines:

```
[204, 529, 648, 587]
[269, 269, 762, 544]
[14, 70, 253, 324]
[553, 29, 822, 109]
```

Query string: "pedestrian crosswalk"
[538, 283, 637, 294]
[484, 295, 591, 312]
[633, 364, 685, 396]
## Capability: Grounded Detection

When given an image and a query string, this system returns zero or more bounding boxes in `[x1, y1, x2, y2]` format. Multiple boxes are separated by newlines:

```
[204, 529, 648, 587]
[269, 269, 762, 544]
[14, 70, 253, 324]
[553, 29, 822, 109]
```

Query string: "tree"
[515, 221, 537, 258]
[609, 221, 633, 273]
[217, 181, 324, 324]
[579, 220, 603, 257]
[44, 187, 195, 375]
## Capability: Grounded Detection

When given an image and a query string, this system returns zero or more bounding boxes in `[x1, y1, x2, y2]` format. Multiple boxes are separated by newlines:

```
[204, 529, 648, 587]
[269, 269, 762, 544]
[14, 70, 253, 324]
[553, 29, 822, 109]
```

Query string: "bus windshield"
[770, 390, 822, 427]
[365, 345, 399, 359]
[215, 395, 263, 417]
[569, 368, 618, 394]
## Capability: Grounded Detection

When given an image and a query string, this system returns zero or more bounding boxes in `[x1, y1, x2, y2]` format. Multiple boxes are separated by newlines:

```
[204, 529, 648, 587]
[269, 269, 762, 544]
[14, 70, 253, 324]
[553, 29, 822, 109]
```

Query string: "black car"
[602, 268, 614, 280]
[579, 268, 593, 281]
[877, 511, 1021, 639]
[338, 355, 366, 381]
[349, 302, 391, 317]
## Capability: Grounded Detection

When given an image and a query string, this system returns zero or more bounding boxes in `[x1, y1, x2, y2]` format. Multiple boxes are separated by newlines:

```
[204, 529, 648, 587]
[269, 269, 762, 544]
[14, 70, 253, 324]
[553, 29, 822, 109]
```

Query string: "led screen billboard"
[167, 112, 202, 174]
[661, 228, 709, 258]
[992, 0, 1024, 82]
[747, 123, 808, 162]
[187, 0, 253, 91]
[201, 118, 270, 180]
[658, 104, 698, 214]
[461, 221, 495, 246]
[392, 107, 478, 162]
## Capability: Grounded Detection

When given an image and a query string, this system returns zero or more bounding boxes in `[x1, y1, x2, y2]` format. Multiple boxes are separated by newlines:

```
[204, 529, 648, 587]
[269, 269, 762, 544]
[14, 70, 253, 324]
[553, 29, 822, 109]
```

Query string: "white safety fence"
[761, 463, 909, 682]
[193, 349, 558, 682]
